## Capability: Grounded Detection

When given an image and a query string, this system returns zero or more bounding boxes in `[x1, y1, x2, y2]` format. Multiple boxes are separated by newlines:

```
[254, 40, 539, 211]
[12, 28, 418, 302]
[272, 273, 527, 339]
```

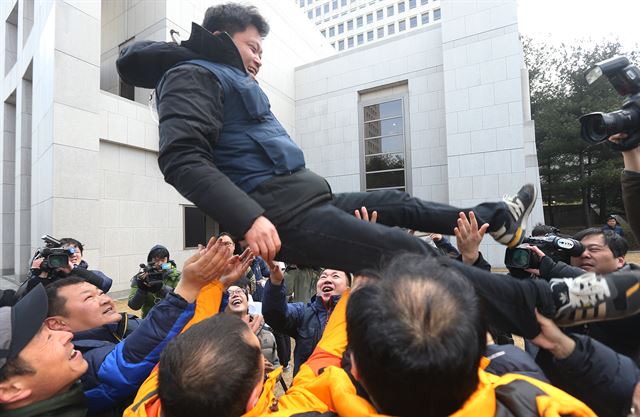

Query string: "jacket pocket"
[245, 126, 305, 175]
[235, 77, 271, 120]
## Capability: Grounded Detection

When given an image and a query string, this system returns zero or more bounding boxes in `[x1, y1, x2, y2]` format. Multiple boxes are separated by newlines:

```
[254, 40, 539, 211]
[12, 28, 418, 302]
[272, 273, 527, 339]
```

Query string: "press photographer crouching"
[128, 245, 181, 318]
[18, 236, 112, 299]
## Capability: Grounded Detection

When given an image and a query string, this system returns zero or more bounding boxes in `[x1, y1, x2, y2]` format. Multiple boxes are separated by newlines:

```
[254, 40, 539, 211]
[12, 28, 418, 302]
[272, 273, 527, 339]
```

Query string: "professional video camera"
[504, 234, 585, 270]
[30, 234, 76, 274]
[579, 56, 640, 151]
[137, 261, 171, 292]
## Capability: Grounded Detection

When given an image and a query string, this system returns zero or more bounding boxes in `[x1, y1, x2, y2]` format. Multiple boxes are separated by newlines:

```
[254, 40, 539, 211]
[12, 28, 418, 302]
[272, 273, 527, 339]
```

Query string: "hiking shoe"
[552, 269, 640, 326]
[490, 184, 537, 248]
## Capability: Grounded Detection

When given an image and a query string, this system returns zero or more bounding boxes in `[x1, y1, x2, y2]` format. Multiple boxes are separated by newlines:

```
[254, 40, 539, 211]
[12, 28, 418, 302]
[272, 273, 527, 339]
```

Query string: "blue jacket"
[73, 292, 195, 415]
[537, 333, 640, 417]
[262, 280, 340, 375]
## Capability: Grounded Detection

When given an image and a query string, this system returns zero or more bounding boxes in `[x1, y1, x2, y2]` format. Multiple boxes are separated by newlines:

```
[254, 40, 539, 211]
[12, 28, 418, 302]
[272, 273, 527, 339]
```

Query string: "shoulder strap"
[494, 379, 548, 417]
[109, 313, 129, 342]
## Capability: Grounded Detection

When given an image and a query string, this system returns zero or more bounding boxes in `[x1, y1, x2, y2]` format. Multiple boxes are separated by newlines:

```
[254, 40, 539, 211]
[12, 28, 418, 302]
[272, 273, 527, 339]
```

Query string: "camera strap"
[109, 313, 129, 342]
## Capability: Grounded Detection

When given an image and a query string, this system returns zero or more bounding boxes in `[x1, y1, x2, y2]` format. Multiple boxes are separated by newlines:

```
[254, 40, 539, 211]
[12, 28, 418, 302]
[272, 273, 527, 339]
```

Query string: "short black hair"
[574, 228, 628, 258]
[45, 276, 88, 317]
[59, 238, 83, 253]
[0, 355, 35, 383]
[202, 3, 269, 38]
[531, 223, 559, 237]
[159, 314, 262, 417]
[347, 254, 486, 417]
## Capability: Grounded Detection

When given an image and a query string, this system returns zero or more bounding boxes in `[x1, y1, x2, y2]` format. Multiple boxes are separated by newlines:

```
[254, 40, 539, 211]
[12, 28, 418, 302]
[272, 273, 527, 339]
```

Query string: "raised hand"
[244, 216, 281, 262]
[220, 248, 254, 288]
[454, 211, 489, 265]
[176, 236, 233, 302]
[354, 206, 378, 223]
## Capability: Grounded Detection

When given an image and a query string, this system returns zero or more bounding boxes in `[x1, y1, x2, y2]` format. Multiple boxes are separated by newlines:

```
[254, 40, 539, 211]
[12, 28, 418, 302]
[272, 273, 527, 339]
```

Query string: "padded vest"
[177, 60, 306, 193]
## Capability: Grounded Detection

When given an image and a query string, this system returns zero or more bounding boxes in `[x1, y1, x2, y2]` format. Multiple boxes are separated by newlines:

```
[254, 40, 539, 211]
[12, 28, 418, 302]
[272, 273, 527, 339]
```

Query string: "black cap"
[0, 284, 48, 369]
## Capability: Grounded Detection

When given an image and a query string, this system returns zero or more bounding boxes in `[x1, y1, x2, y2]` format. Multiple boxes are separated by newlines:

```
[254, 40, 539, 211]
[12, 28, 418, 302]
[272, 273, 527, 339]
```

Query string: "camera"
[31, 235, 76, 273]
[579, 56, 640, 151]
[138, 262, 171, 289]
[504, 234, 585, 270]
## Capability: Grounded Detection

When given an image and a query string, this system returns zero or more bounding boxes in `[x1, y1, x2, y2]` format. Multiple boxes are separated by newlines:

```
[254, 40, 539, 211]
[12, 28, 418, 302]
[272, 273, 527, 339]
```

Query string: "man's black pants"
[273, 189, 554, 338]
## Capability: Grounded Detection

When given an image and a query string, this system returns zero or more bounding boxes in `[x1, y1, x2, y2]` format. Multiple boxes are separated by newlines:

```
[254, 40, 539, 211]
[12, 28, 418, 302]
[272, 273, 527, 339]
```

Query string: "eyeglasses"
[228, 288, 246, 296]
[221, 241, 235, 247]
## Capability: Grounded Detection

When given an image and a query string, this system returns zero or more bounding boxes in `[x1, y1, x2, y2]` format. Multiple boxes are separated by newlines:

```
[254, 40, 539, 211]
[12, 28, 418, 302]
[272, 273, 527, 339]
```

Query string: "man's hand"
[531, 310, 576, 359]
[523, 244, 546, 277]
[244, 216, 281, 262]
[354, 206, 377, 223]
[267, 260, 284, 286]
[175, 236, 233, 302]
[454, 211, 489, 265]
[220, 248, 254, 288]
[610, 132, 640, 172]
[263, 356, 276, 374]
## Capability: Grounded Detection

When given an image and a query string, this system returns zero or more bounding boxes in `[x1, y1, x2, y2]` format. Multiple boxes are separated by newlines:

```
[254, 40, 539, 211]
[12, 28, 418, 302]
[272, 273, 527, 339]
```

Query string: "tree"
[523, 37, 639, 227]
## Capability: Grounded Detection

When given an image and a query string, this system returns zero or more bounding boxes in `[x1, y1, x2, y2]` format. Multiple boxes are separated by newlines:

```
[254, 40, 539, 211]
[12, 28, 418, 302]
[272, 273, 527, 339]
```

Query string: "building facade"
[1, 0, 542, 293]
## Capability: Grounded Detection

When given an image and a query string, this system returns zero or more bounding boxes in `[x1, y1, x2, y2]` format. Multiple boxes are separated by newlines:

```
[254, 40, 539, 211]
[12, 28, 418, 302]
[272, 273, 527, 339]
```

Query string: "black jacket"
[537, 333, 640, 417]
[117, 24, 330, 238]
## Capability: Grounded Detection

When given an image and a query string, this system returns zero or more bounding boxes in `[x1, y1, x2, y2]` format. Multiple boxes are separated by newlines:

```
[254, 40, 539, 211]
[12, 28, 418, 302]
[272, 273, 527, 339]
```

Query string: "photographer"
[129, 245, 181, 318]
[20, 237, 112, 299]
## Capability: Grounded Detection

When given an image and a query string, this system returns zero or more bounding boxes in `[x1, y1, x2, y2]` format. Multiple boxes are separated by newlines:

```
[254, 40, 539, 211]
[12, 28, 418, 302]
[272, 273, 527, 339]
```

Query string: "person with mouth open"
[262, 266, 350, 375]
[34, 237, 243, 416]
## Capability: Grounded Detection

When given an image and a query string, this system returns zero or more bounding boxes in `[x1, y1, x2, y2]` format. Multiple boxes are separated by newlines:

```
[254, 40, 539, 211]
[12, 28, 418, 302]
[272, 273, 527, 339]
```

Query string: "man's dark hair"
[202, 3, 269, 38]
[347, 254, 486, 417]
[59, 238, 84, 253]
[531, 223, 559, 237]
[45, 276, 87, 317]
[159, 314, 262, 417]
[0, 356, 35, 383]
[574, 228, 628, 258]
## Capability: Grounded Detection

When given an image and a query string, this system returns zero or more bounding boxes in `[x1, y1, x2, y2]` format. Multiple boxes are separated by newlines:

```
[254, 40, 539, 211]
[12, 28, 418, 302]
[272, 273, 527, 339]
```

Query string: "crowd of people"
[2, 3, 640, 417]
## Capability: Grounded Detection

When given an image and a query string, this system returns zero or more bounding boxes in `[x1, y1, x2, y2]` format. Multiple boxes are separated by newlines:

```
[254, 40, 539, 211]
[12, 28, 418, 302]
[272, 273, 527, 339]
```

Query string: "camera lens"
[511, 249, 530, 268]
[580, 107, 640, 144]
[48, 254, 69, 268]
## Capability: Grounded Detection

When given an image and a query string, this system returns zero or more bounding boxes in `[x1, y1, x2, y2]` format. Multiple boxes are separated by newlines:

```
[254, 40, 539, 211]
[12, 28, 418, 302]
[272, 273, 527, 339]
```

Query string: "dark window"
[421, 12, 429, 24]
[376, 9, 383, 20]
[338, 23, 344, 33]
[434, 8, 441, 20]
[387, 5, 394, 16]
[348, 37, 354, 48]
[329, 26, 335, 36]
[387, 23, 395, 35]
[324, 3, 329, 13]
[357, 33, 364, 44]
[315, 6, 321, 17]
[299, 0, 305, 7]
[357, 16, 363, 27]
[332, 0, 338, 9]
[410, 15, 417, 28]
[341, 0, 347, 6]
[338, 39, 345, 50]
[367, 30, 374, 41]
[362, 99, 406, 191]
[307, 10, 313, 19]
[398, 1, 405, 13]
[366, 13, 373, 23]
[398, 19, 406, 31]
[347, 19, 353, 30]
[184, 207, 218, 248]
[409, 0, 416, 9]
[377, 26, 384, 38]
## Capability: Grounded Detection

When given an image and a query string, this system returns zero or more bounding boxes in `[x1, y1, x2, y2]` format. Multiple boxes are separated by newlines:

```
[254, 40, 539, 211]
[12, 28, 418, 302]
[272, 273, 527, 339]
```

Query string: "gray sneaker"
[490, 184, 537, 248]
[553, 269, 640, 326]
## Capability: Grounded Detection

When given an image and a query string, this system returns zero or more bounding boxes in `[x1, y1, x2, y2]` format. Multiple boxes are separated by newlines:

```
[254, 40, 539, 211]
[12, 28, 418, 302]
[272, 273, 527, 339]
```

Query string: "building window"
[338, 39, 345, 50]
[421, 0, 428, 4]
[409, 15, 417, 28]
[398, 19, 406, 31]
[409, 0, 416, 9]
[387, 5, 394, 16]
[361, 99, 407, 192]
[338, 23, 344, 33]
[341, 0, 347, 5]
[347, 19, 353, 30]
[367, 30, 374, 41]
[300, 0, 305, 7]
[323, 2, 329, 13]
[330, 26, 336, 36]
[376, 9, 384, 20]
[307, 10, 313, 19]
[434, 8, 441, 20]
[387, 23, 395, 35]
[357, 33, 364, 44]
[377, 26, 384, 38]
[398, 1, 405, 13]
[184, 206, 218, 248]
[421, 12, 429, 24]
[366, 13, 373, 23]
[348, 36, 354, 48]
[315, 6, 321, 17]
[332, 0, 338, 9]
[357, 15, 363, 27]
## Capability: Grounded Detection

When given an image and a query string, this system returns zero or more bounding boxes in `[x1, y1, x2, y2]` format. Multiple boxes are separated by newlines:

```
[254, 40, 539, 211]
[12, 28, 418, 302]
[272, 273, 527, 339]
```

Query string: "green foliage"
[523, 37, 639, 225]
